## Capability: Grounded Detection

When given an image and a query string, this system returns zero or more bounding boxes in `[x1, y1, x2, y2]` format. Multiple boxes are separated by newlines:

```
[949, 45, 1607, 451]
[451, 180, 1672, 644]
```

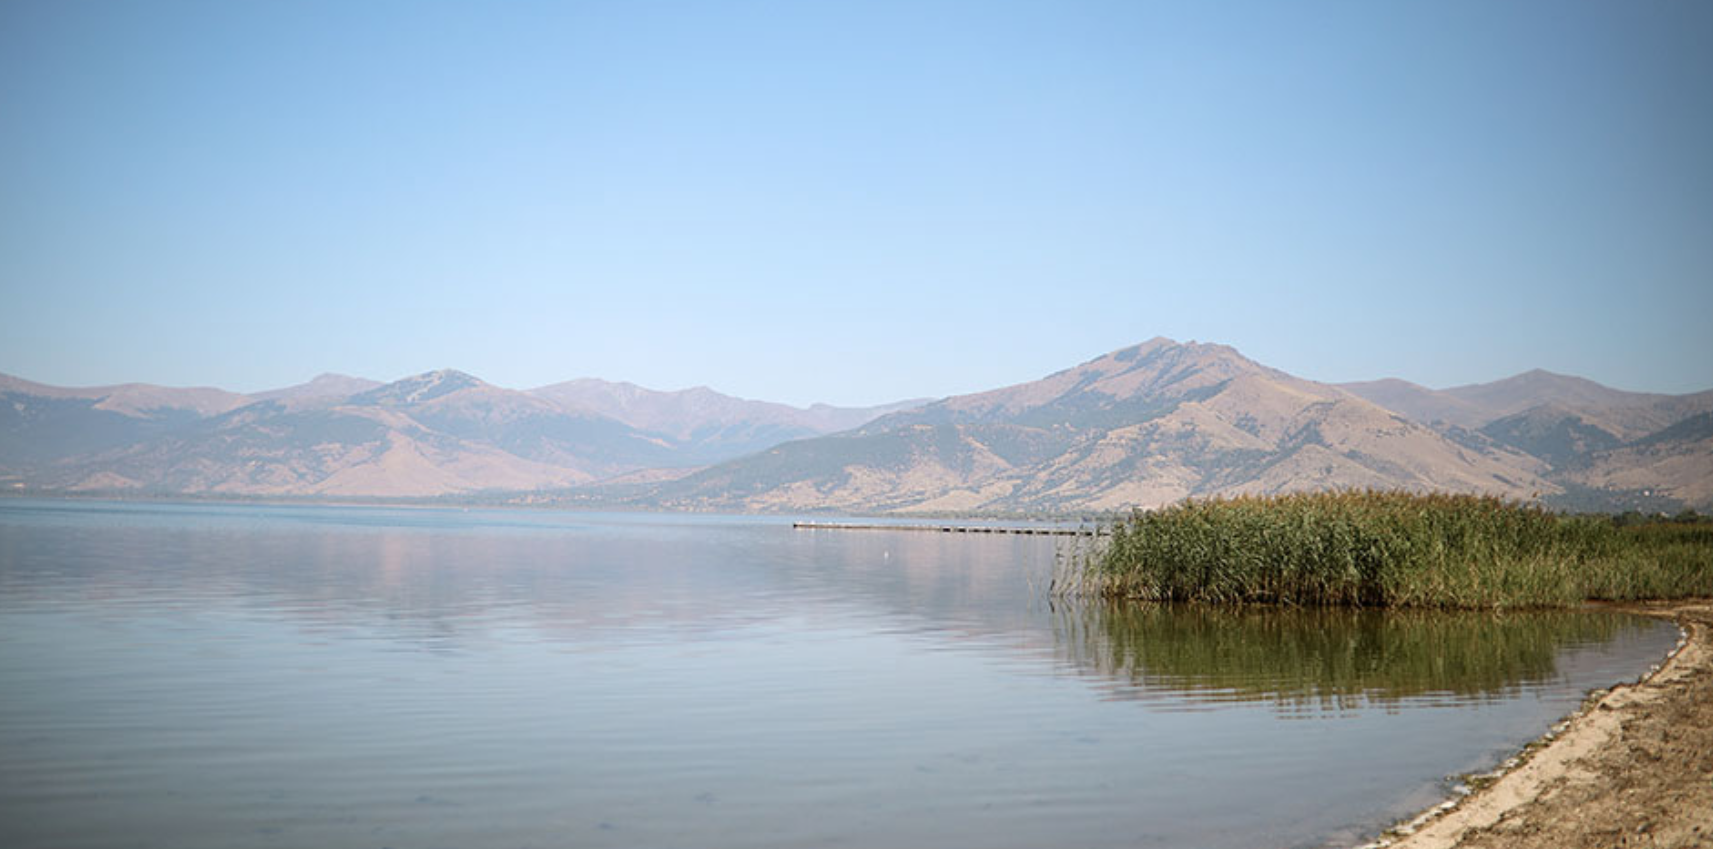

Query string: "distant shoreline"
[0, 490, 1104, 523]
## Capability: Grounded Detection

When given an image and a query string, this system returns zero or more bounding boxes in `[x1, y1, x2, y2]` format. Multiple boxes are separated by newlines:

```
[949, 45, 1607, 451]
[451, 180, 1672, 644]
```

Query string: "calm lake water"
[0, 499, 1680, 849]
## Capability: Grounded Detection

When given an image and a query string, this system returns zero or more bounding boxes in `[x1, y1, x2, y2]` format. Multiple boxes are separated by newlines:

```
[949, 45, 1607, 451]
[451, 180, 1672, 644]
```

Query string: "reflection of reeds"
[1053, 602, 1636, 710]
[1057, 491, 1713, 609]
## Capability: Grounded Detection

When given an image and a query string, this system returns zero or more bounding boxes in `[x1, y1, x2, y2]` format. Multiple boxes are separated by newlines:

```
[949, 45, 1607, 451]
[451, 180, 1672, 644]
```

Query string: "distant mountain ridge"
[643, 338, 1565, 513]
[0, 369, 926, 497]
[529, 378, 927, 464]
[1337, 371, 1685, 433]
[1339, 371, 1713, 512]
[2, 342, 1708, 511]
[248, 373, 383, 404]
[0, 372, 250, 418]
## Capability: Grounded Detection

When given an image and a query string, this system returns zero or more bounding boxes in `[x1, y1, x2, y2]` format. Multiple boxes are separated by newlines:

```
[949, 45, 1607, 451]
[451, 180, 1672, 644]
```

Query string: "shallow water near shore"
[0, 499, 1682, 849]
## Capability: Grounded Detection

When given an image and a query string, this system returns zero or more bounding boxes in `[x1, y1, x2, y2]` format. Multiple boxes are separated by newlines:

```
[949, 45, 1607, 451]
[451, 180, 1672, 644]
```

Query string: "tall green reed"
[1056, 490, 1713, 609]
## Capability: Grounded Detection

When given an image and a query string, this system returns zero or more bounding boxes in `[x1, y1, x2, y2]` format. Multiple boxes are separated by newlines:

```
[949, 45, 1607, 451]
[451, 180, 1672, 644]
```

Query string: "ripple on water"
[0, 500, 1682, 849]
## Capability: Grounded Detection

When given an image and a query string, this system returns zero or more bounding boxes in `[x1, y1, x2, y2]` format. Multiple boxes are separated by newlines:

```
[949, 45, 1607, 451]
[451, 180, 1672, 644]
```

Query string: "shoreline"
[1370, 599, 1713, 849]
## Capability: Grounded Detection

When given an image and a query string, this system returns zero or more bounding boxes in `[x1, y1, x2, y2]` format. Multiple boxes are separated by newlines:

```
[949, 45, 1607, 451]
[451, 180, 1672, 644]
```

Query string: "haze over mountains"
[531, 379, 927, 464]
[3, 339, 1709, 512]
[0, 371, 920, 498]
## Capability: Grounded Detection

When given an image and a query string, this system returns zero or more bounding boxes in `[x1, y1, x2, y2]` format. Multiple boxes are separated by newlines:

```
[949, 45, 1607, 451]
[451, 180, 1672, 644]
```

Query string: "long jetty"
[792, 521, 1104, 536]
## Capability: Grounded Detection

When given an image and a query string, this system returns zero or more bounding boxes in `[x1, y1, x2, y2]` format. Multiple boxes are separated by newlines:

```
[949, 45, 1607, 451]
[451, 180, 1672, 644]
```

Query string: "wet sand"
[1377, 600, 1713, 849]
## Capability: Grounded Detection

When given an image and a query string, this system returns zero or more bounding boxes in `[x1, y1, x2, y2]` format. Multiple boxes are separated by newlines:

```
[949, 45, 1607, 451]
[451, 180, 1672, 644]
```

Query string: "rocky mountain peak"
[351, 369, 485, 407]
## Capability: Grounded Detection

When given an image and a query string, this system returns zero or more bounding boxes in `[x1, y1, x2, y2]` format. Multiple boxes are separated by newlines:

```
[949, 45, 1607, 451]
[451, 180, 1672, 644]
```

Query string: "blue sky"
[3, 0, 1709, 406]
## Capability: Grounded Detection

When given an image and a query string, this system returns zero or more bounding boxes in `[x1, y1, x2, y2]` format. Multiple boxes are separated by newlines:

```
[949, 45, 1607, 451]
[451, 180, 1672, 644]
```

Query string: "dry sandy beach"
[1377, 601, 1713, 849]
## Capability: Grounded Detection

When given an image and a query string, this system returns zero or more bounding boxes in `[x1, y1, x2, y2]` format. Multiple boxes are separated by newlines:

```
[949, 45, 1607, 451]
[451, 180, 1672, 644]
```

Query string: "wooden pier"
[792, 521, 1104, 536]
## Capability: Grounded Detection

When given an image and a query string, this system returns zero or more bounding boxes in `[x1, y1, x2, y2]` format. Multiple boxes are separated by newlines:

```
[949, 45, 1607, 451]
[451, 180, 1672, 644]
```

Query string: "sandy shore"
[1374, 600, 1713, 849]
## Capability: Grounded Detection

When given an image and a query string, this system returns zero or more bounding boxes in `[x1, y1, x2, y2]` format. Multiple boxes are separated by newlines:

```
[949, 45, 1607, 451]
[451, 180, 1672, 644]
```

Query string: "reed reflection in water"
[1054, 603, 1647, 713]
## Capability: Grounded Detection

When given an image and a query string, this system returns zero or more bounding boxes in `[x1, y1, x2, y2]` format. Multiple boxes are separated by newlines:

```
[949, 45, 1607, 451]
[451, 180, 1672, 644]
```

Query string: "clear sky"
[3, 0, 1709, 406]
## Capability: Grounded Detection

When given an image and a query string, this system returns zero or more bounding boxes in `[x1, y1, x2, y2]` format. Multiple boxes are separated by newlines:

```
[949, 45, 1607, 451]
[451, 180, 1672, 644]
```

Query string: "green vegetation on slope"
[1058, 490, 1713, 609]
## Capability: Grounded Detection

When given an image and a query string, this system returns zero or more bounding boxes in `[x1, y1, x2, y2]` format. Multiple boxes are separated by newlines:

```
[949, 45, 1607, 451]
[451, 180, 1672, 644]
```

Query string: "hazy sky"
[3, 0, 1709, 406]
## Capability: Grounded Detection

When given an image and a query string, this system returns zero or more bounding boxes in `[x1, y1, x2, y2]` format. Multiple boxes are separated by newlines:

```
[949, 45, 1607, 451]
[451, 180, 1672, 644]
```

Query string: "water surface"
[0, 500, 1680, 848]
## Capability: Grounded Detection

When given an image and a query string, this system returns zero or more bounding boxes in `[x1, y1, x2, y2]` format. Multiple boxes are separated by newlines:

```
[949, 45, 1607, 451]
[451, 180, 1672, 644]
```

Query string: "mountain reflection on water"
[1054, 602, 1644, 712]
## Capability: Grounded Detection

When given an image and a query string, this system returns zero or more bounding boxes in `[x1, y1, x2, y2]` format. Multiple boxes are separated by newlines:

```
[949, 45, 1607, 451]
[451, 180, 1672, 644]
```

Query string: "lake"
[0, 499, 1681, 849]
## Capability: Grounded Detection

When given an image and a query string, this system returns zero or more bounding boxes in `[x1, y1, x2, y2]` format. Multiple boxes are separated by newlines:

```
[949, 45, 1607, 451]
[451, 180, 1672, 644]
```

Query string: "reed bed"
[1056, 490, 1713, 609]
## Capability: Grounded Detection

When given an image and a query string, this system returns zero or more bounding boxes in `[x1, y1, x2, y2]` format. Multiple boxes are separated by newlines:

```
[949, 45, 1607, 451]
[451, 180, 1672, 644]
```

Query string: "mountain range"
[3, 339, 1708, 512]
[0, 371, 920, 498]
